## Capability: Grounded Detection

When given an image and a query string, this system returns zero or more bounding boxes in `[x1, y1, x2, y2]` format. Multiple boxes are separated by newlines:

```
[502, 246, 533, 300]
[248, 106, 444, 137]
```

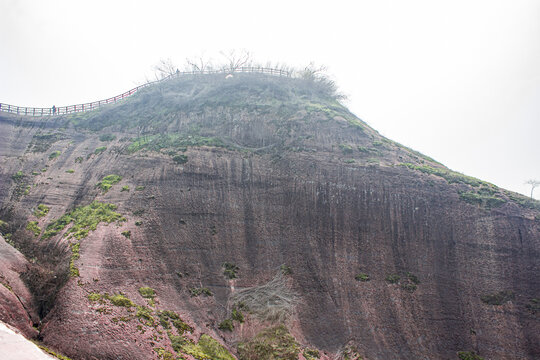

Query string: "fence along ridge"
[0, 66, 291, 117]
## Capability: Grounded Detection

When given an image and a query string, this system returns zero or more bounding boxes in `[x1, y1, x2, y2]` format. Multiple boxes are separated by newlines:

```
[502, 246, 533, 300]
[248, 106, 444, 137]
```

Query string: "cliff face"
[0, 73, 538, 360]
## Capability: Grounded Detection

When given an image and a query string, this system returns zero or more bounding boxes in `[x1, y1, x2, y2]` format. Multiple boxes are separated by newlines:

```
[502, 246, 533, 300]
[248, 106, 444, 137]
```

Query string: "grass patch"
[121, 185, 130, 192]
[37, 345, 73, 360]
[65, 169, 75, 174]
[237, 325, 300, 360]
[43, 201, 125, 240]
[48, 151, 61, 160]
[280, 264, 292, 275]
[26, 221, 41, 237]
[355, 273, 370, 282]
[135, 185, 145, 191]
[480, 290, 514, 305]
[96, 174, 122, 193]
[400, 163, 489, 187]
[69, 242, 80, 277]
[127, 133, 230, 154]
[12, 171, 25, 182]
[34, 204, 50, 218]
[459, 192, 506, 209]
[136, 305, 155, 326]
[343, 159, 355, 164]
[75, 156, 83, 163]
[458, 351, 484, 360]
[158, 310, 193, 334]
[108, 293, 135, 308]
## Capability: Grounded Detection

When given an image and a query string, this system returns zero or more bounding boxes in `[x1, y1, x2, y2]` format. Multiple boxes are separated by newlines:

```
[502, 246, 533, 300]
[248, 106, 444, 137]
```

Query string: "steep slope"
[0, 73, 538, 360]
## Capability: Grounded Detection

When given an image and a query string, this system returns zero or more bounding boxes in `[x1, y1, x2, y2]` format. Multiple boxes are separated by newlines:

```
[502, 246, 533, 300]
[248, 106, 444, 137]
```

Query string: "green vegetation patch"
[94, 146, 107, 155]
[339, 143, 354, 154]
[26, 221, 41, 237]
[458, 351, 484, 360]
[280, 264, 292, 275]
[343, 159, 355, 164]
[27, 132, 65, 153]
[139, 286, 156, 299]
[526, 298, 539, 314]
[355, 273, 370, 282]
[459, 192, 506, 209]
[127, 133, 230, 154]
[400, 163, 489, 187]
[96, 174, 122, 193]
[121, 185, 130, 192]
[69, 242, 80, 277]
[385, 274, 400, 284]
[172, 154, 188, 164]
[43, 201, 125, 240]
[136, 305, 155, 326]
[303, 348, 320, 360]
[121, 230, 131, 238]
[65, 169, 75, 174]
[223, 262, 239, 279]
[108, 293, 135, 308]
[99, 134, 116, 142]
[12, 171, 25, 182]
[49, 151, 61, 160]
[158, 310, 193, 334]
[38, 345, 73, 360]
[189, 287, 213, 297]
[34, 204, 50, 218]
[480, 290, 514, 305]
[237, 325, 300, 360]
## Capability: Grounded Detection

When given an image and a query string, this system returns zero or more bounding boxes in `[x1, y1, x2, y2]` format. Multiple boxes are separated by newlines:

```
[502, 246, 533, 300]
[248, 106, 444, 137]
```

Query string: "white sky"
[1, 0, 539, 199]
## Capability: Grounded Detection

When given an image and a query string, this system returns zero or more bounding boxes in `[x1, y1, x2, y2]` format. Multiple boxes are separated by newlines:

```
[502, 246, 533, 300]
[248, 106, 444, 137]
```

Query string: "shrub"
[197, 334, 235, 360]
[94, 146, 107, 155]
[12, 171, 25, 181]
[121, 185, 130, 192]
[135, 185, 145, 191]
[99, 134, 116, 142]
[121, 230, 131, 238]
[339, 144, 354, 154]
[189, 287, 213, 297]
[385, 274, 400, 284]
[223, 262, 239, 279]
[343, 159, 355, 164]
[231, 307, 244, 323]
[407, 272, 420, 284]
[526, 298, 539, 314]
[49, 151, 61, 160]
[280, 264, 292, 275]
[172, 154, 188, 164]
[303, 348, 320, 360]
[96, 174, 122, 193]
[135, 221, 142, 226]
[26, 221, 41, 237]
[87, 292, 104, 302]
[75, 156, 83, 163]
[34, 204, 50, 218]
[355, 273, 370, 282]
[401, 283, 417, 292]
[480, 290, 514, 305]
[65, 169, 75, 174]
[218, 319, 234, 331]
[139, 286, 156, 299]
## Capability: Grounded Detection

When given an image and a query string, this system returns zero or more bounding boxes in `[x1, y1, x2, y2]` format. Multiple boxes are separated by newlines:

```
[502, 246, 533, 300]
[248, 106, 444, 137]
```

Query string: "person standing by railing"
[52, 105, 56, 115]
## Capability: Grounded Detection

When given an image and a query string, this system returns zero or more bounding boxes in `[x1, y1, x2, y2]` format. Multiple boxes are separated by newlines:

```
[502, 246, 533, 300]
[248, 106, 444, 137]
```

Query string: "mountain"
[0, 72, 539, 360]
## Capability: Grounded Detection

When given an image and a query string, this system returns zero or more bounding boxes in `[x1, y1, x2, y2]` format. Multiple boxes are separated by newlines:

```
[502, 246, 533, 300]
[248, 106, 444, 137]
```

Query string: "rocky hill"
[0, 72, 539, 360]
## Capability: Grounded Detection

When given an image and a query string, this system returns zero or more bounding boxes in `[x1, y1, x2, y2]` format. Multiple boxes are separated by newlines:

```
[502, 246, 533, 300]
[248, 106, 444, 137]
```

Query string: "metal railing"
[0, 67, 291, 117]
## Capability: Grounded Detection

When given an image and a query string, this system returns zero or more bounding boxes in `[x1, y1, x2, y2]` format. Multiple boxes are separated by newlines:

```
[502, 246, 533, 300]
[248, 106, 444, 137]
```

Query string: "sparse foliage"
[525, 179, 540, 199]
[153, 58, 177, 79]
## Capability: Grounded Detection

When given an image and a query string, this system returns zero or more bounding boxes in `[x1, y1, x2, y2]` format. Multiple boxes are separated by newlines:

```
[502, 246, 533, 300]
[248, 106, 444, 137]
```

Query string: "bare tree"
[185, 55, 213, 72]
[153, 58, 177, 79]
[220, 49, 252, 72]
[525, 179, 540, 199]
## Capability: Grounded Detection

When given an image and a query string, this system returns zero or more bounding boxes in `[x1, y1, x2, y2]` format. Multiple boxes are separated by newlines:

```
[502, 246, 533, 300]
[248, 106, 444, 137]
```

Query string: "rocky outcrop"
[0, 73, 538, 359]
